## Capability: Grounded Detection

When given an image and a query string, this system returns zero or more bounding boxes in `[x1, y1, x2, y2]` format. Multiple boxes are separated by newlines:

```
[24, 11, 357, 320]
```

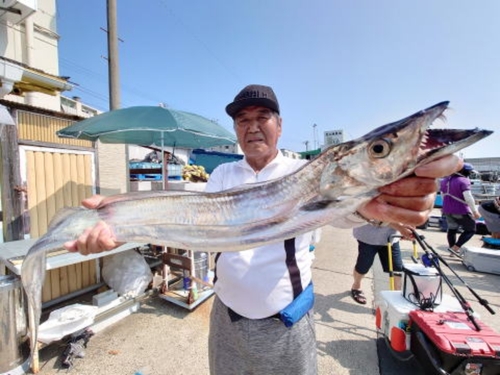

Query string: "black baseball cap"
[225, 84, 280, 118]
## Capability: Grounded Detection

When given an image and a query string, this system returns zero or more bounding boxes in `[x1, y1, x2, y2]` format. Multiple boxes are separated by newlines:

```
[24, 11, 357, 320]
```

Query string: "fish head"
[319, 101, 493, 200]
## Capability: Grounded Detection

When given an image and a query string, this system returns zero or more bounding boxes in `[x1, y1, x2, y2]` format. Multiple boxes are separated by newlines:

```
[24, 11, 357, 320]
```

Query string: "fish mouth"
[399, 101, 493, 163]
[418, 127, 494, 162]
[422, 128, 478, 151]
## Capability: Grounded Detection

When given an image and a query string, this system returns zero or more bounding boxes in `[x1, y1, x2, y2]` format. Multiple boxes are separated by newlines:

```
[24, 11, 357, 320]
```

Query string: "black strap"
[227, 306, 281, 322]
[443, 176, 468, 205]
[405, 272, 442, 311]
[284, 238, 303, 299]
[213, 252, 221, 284]
[406, 273, 422, 304]
[228, 307, 244, 322]
[213, 240, 303, 299]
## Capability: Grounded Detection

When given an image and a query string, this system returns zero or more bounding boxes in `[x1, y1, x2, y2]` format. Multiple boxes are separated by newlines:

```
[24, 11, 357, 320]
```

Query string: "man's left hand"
[358, 154, 462, 226]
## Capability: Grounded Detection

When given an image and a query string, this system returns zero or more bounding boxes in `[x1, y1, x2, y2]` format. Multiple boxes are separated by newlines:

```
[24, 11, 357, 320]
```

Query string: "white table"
[0, 239, 146, 373]
[0, 238, 145, 276]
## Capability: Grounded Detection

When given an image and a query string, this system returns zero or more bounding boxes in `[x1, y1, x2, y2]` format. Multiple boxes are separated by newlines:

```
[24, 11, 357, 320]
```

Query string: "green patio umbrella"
[57, 106, 237, 188]
[57, 106, 236, 148]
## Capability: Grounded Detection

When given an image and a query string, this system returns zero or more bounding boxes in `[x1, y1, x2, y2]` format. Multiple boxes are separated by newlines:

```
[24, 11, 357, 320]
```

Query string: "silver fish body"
[21, 101, 492, 361]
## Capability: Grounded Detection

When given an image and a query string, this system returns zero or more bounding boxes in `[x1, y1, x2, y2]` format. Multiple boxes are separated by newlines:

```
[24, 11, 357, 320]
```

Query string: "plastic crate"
[167, 164, 182, 176]
[129, 162, 162, 169]
[130, 174, 162, 181]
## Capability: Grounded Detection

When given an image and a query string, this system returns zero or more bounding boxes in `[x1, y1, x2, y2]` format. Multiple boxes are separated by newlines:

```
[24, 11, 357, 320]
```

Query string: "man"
[205, 85, 317, 374]
[66, 85, 461, 374]
[440, 162, 481, 257]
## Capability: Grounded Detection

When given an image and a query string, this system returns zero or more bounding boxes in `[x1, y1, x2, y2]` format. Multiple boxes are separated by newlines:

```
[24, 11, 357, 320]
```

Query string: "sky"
[56, 0, 499, 159]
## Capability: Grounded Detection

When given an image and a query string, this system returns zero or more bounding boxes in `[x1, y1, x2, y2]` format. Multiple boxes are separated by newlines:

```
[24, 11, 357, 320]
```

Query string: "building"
[465, 157, 499, 183]
[208, 142, 242, 155]
[281, 148, 302, 160]
[465, 157, 500, 173]
[1, 0, 129, 240]
[0, 0, 132, 344]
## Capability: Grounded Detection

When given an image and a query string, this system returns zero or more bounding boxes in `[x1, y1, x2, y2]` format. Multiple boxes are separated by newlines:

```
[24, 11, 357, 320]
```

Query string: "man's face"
[233, 106, 282, 160]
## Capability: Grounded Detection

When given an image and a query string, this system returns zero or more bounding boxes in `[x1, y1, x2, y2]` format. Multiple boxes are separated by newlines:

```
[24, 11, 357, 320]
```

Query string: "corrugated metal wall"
[22, 146, 97, 302]
[17, 103, 101, 301]
[23, 147, 94, 235]
[17, 111, 93, 148]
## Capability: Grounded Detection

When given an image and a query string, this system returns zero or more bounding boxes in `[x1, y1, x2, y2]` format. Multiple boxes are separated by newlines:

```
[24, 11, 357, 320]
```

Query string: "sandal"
[351, 289, 367, 305]
[447, 248, 463, 259]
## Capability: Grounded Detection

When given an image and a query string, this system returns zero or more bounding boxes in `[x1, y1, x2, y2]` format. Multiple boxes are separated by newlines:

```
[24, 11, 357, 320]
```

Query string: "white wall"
[1, 0, 63, 110]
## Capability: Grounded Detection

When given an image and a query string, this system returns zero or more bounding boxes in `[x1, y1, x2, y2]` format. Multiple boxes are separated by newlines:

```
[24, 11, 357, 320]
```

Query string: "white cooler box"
[462, 246, 500, 275]
[375, 291, 465, 353]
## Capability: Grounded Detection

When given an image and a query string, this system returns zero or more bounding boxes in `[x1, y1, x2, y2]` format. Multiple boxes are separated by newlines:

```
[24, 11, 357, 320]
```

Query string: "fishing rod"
[411, 230, 490, 331]
[411, 230, 495, 316]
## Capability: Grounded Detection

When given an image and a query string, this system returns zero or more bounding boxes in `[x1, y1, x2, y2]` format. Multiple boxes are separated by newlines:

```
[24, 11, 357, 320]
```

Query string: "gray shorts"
[208, 296, 317, 375]
[444, 213, 476, 231]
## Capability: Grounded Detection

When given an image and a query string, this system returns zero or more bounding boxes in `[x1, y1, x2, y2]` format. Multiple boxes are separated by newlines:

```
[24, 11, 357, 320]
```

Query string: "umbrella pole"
[162, 151, 167, 190]
[161, 131, 167, 190]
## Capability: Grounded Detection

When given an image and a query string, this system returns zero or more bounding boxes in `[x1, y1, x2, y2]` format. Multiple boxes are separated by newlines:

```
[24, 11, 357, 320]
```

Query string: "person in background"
[350, 223, 413, 304]
[65, 85, 462, 375]
[478, 196, 500, 239]
[440, 162, 481, 257]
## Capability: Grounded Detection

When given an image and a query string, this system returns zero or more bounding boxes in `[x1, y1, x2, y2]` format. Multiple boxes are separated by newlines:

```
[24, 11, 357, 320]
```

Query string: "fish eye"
[368, 139, 392, 158]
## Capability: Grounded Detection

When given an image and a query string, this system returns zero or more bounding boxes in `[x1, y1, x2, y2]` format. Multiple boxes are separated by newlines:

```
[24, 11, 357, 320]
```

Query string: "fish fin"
[48, 207, 86, 228]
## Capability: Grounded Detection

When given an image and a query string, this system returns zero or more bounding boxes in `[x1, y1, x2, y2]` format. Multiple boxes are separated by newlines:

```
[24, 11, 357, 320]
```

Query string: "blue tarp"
[190, 149, 243, 174]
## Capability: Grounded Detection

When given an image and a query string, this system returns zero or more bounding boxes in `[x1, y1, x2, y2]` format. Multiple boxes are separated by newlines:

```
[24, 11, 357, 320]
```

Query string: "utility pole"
[107, 0, 120, 110]
[102, 0, 129, 194]
[304, 140, 309, 151]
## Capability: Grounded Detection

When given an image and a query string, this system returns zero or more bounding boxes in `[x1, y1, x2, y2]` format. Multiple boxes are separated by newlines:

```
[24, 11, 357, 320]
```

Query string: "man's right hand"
[64, 195, 123, 255]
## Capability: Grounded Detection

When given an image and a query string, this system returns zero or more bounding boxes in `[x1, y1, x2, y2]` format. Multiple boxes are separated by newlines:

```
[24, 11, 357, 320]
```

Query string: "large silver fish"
[21, 101, 492, 362]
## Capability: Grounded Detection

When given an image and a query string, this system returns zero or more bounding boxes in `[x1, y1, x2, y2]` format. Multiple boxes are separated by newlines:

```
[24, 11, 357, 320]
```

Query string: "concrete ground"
[34, 224, 500, 375]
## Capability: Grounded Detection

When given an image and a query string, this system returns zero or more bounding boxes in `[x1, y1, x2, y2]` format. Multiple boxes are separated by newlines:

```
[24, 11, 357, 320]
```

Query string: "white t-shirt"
[205, 151, 313, 319]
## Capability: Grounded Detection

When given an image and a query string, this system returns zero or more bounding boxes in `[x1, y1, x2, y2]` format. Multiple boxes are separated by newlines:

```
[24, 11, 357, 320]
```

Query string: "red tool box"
[409, 310, 500, 375]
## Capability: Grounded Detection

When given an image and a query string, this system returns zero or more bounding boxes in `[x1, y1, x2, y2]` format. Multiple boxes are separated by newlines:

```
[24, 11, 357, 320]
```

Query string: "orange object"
[390, 327, 407, 352]
[375, 307, 382, 329]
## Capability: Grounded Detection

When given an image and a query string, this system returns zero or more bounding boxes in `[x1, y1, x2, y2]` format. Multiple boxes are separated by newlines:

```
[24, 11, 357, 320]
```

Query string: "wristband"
[352, 211, 386, 227]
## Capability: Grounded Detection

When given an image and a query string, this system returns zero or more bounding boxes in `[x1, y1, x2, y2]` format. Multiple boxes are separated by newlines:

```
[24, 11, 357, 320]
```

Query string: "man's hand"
[358, 154, 462, 226]
[64, 195, 123, 255]
[388, 223, 415, 240]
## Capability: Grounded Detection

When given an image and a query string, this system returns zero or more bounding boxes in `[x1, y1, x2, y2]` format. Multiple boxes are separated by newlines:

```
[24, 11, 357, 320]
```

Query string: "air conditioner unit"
[0, 0, 37, 25]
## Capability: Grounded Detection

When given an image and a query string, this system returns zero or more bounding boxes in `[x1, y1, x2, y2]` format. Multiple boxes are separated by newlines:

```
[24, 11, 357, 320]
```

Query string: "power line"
[155, 0, 242, 84]
[58, 1, 245, 110]
[60, 56, 170, 108]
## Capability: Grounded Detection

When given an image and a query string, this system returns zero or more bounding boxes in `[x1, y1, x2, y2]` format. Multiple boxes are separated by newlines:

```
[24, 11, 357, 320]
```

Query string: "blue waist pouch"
[279, 283, 314, 327]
